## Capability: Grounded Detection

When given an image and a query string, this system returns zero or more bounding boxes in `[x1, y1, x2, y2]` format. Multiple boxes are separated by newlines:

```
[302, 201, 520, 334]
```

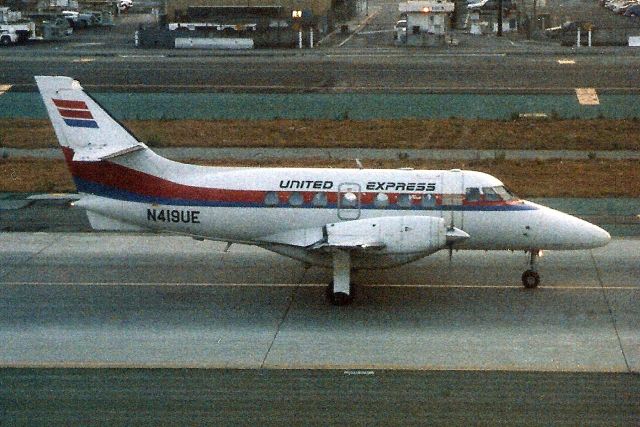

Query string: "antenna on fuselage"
[355, 159, 363, 169]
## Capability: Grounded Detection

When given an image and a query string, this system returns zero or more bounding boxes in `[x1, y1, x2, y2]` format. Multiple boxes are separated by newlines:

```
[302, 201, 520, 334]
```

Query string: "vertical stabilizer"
[35, 76, 145, 161]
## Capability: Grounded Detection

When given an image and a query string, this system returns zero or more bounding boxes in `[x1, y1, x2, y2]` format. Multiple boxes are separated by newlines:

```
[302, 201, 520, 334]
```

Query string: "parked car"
[467, 0, 514, 10]
[117, 0, 133, 12]
[393, 18, 406, 40]
[624, 3, 640, 15]
[545, 21, 595, 39]
[610, 0, 637, 14]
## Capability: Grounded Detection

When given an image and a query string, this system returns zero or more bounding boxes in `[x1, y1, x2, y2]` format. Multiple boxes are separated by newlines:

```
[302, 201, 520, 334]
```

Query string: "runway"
[0, 232, 637, 372]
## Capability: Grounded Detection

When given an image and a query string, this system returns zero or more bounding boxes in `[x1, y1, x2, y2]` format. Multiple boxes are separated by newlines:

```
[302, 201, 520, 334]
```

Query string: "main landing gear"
[522, 249, 541, 289]
[326, 249, 355, 306]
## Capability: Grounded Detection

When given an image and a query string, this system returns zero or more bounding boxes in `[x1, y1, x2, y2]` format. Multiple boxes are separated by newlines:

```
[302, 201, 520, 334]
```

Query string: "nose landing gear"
[326, 249, 355, 306]
[522, 249, 541, 289]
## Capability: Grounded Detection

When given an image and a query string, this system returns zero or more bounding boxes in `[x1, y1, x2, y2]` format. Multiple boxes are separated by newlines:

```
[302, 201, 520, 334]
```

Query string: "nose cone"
[539, 207, 611, 249]
[587, 223, 611, 248]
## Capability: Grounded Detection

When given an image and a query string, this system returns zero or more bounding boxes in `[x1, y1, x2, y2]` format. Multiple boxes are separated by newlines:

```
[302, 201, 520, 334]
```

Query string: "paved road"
[1, 369, 638, 425]
[2, 51, 640, 94]
[0, 233, 637, 372]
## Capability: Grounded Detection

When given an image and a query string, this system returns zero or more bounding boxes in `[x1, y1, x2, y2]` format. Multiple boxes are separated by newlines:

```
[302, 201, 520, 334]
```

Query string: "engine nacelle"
[326, 215, 448, 255]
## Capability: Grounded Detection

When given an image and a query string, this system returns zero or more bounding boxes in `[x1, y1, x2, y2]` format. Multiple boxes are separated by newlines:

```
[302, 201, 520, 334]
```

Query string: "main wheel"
[326, 281, 355, 306]
[522, 270, 540, 289]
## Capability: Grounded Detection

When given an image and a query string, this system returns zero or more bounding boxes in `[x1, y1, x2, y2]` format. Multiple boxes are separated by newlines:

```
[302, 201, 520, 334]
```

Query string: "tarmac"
[0, 233, 637, 372]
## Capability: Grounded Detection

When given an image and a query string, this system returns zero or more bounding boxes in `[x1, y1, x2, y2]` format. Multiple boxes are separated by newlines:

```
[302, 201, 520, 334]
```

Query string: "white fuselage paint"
[75, 159, 611, 269]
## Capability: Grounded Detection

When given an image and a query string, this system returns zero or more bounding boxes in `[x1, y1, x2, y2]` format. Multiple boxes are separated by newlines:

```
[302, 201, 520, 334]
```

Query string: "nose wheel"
[326, 281, 355, 306]
[522, 249, 541, 289]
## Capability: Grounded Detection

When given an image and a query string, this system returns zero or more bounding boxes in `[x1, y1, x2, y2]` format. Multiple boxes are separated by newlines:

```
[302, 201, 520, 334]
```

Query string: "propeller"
[445, 218, 470, 262]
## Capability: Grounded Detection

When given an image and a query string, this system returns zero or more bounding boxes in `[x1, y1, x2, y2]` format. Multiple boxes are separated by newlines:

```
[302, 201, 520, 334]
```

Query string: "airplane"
[35, 76, 611, 305]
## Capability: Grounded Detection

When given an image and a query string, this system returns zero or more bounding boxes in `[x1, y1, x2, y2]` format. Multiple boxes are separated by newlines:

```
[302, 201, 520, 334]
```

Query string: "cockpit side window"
[482, 186, 517, 202]
[465, 187, 481, 202]
[494, 185, 516, 201]
[482, 187, 501, 201]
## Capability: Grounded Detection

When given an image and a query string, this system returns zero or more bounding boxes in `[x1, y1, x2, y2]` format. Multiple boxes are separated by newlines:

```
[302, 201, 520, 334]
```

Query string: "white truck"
[0, 8, 36, 46]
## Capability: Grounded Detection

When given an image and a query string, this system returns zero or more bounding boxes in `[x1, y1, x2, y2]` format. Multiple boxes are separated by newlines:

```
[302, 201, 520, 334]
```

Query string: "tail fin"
[35, 76, 145, 161]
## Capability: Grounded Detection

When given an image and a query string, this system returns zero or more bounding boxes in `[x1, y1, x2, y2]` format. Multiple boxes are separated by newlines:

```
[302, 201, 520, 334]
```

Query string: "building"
[398, 0, 454, 46]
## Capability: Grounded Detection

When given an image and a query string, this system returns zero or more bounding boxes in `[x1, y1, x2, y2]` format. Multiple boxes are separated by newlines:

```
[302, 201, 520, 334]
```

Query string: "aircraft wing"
[257, 216, 463, 255]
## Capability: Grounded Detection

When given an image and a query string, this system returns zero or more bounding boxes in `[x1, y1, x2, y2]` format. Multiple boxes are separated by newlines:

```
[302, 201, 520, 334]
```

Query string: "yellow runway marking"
[576, 88, 600, 105]
[0, 84, 11, 95]
[558, 59, 576, 64]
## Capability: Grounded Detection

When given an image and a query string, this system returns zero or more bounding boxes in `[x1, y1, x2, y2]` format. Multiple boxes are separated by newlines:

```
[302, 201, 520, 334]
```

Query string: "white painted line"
[558, 59, 576, 64]
[0, 361, 628, 372]
[519, 113, 548, 118]
[0, 84, 11, 95]
[119, 54, 166, 58]
[337, 10, 380, 48]
[358, 29, 395, 35]
[1, 282, 637, 290]
[72, 58, 94, 63]
[576, 88, 600, 105]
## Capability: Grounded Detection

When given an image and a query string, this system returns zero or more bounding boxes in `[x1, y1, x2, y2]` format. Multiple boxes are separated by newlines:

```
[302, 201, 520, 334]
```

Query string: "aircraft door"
[440, 170, 464, 229]
[337, 182, 361, 220]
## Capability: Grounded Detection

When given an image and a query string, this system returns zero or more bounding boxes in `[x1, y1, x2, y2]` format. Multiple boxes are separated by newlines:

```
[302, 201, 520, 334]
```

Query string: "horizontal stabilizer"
[72, 143, 146, 162]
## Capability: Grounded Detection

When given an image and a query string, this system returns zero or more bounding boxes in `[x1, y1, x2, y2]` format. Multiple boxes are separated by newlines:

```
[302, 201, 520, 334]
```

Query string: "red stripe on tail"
[52, 99, 88, 110]
[58, 108, 94, 119]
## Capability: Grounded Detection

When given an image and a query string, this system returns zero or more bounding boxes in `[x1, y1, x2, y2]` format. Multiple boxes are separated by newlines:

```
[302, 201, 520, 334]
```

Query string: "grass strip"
[2, 118, 640, 151]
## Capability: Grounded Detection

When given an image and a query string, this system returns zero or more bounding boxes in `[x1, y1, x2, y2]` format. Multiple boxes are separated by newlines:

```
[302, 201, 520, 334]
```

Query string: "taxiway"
[0, 233, 637, 372]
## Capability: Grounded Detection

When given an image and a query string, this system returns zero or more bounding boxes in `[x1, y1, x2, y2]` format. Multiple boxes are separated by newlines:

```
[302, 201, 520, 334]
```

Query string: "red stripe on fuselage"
[60, 147, 520, 207]
[53, 99, 88, 110]
[58, 108, 93, 119]
[62, 147, 264, 203]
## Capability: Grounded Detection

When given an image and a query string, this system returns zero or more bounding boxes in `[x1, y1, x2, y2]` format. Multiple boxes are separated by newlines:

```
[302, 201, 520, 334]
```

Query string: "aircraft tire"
[522, 270, 540, 289]
[326, 282, 355, 306]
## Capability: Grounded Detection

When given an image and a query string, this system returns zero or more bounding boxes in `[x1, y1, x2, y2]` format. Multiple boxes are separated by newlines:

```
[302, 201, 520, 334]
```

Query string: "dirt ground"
[2, 158, 638, 197]
[2, 118, 640, 151]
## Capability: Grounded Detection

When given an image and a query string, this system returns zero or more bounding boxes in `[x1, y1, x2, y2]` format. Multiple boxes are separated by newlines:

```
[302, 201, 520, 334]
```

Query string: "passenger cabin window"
[312, 192, 327, 207]
[421, 194, 436, 208]
[288, 192, 304, 207]
[341, 192, 358, 208]
[397, 194, 412, 208]
[374, 193, 389, 208]
[465, 187, 481, 202]
[264, 191, 279, 207]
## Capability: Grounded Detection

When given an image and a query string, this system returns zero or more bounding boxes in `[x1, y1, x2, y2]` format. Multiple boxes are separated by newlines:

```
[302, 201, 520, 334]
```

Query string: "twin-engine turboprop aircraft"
[36, 76, 611, 305]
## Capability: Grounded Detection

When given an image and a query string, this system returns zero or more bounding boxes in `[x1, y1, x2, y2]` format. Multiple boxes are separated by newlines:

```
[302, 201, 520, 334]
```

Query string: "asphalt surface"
[1, 369, 638, 425]
[2, 52, 640, 94]
[0, 233, 638, 372]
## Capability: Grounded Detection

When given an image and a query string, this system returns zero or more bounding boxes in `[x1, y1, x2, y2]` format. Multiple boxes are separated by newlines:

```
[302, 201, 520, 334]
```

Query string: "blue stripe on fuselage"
[73, 177, 538, 211]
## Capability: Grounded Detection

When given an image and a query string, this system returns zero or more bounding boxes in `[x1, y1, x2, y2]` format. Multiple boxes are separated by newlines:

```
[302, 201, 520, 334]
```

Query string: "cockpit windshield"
[480, 185, 518, 202]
